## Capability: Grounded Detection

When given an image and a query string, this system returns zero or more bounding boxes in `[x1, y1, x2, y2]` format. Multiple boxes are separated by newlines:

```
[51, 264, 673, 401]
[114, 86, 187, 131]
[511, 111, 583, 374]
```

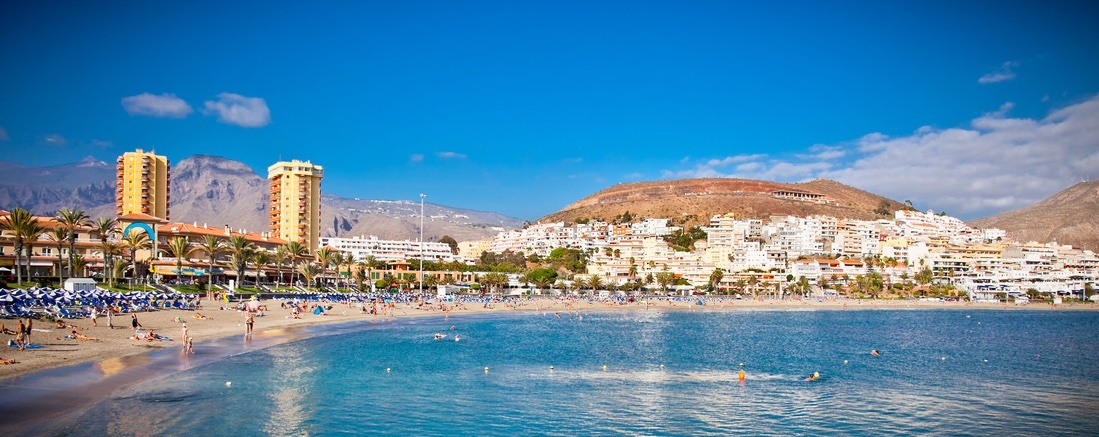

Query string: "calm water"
[57, 309, 1099, 436]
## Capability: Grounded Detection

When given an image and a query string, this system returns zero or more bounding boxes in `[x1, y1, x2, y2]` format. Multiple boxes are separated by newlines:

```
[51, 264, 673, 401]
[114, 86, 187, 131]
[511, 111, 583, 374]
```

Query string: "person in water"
[871, 349, 880, 357]
[806, 371, 820, 381]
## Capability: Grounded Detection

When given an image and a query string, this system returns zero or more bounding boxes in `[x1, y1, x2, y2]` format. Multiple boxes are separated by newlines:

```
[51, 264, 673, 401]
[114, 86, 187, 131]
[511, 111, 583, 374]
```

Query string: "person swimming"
[434, 333, 446, 340]
[871, 349, 880, 357]
[806, 371, 820, 381]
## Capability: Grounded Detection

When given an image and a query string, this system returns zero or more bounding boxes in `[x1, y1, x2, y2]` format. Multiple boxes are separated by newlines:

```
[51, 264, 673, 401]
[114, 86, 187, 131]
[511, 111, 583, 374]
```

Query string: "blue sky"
[1, 1, 1097, 221]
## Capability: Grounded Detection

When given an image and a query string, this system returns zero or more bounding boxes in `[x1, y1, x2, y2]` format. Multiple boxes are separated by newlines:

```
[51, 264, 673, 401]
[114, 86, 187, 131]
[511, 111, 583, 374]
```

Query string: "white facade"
[320, 235, 454, 263]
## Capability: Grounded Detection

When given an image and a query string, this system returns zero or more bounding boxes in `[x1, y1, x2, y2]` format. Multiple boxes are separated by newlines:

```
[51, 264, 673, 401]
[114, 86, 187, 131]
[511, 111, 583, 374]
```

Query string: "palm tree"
[709, 268, 725, 294]
[273, 245, 290, 288]
[161, 237, 196, 285]
[0, 208, 41, 285]
[341, 252, 355, 291]
[121, 231, 151, 286]
[55, 208, 90, 279]
[297, 262, 323, 290]
[23, 224, 45, 282]
[100, 241, 124, 287]
[284, 241, 308, 286]
[315, 247, 335, 289]
[251, 250, 271, 287]
[198, 235, 226, 297]
[93, 217, 117, 283]
[47, 227, 69, 283]
[227, 235, 255, 288]
[588, 275, 604, 293]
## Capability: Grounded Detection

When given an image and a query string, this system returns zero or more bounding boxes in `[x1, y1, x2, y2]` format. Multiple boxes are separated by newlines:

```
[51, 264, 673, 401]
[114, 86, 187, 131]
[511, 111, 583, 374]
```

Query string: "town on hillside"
[0, 149, 1095, 304]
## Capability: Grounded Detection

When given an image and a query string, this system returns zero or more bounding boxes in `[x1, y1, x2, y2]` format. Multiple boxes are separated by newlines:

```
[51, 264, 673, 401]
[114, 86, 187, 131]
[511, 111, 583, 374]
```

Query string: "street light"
[420, 193, 425, 295]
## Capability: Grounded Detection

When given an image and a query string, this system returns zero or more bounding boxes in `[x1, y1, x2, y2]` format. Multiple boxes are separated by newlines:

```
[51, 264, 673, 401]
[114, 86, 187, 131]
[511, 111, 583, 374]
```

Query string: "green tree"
[439, 235, 459, 254]
[709, 268, 725, 294]
[198, 235, 226, 295]
[0, 208, 42, 285]
[284, 240, 308, 285]
[100, 241, 124, 287]
[251, 250, 271, 286]
[93, 217, 118, 283]
[47, 227, 69, 284]
[227, 235, 256, 287]
[55, 208, 91, 279]
[297, 262, 324, 290]
[656, 271, 676, 293]
[161, 237, 196, 284]
[121, 231, 151, 285]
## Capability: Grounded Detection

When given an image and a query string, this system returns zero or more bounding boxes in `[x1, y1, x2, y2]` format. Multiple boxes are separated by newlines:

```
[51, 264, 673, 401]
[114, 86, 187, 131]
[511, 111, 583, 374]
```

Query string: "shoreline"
[0, 297, 1094, 434]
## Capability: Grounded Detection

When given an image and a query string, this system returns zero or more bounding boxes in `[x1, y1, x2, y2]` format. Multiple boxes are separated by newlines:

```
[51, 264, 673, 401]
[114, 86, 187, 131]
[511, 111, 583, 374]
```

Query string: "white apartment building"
[320, 235, 455, 263]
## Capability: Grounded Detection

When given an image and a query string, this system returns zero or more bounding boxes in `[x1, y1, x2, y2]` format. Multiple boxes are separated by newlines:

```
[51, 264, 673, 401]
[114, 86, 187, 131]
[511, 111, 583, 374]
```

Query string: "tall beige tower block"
[117, 149, 171, 220]
[268, 159, 324, 254]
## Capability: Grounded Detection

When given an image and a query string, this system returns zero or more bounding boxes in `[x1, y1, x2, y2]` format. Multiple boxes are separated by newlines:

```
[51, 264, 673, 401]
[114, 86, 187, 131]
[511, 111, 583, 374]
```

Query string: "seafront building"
[268, 159, 324, 255]
[116, 149, 170, 220]
[320, 235, 455, 263]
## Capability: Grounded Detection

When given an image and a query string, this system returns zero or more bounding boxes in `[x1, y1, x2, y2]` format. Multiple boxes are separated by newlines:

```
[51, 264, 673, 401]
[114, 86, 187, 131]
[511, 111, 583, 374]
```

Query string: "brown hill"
[539, 178, 906, 226]
[969, 180, 1099, 250]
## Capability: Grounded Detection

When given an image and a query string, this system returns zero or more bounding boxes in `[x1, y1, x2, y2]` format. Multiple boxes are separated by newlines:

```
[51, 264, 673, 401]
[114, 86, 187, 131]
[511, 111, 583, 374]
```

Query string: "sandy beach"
[1, 296, 1090, 382]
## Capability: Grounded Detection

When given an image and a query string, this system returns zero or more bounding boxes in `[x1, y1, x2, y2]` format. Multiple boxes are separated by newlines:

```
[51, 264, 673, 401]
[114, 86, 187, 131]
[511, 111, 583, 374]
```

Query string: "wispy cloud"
[203, 93, 271, 127]
[41, 133, 68, 146]
[409, 154, 424, 163]
[666, 95, 1099, 218]
[0, 126, 8, 141]
[978, 61, 1018, 84]
[437, 151, 467, 159]
[121, 93, 193, 118]
[90, 139, 112, 150]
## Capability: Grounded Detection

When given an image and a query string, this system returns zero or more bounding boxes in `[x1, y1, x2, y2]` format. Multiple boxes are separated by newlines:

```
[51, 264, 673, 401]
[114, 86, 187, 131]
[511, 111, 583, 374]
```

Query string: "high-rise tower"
[116, 149, 171, 220]
[268, 159, 323, 254]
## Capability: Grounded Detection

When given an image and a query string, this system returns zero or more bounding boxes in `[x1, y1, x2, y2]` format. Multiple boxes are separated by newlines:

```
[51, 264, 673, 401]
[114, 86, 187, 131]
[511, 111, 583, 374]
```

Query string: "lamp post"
[420, 193, 425, 295]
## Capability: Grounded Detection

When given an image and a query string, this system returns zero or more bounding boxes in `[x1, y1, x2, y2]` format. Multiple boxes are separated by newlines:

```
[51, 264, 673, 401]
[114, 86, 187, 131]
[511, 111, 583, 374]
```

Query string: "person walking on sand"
[107, 307, 114, 328]
[131, 314, 142, 331]
[90, 306, 98, 327]
[23, 318, 33, 345]
[181, 324, 189, 345]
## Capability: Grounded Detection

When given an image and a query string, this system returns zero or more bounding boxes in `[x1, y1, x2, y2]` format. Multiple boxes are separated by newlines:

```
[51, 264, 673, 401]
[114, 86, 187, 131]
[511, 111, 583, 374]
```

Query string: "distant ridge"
[0, 155, 523, 242]
[969, 180, 1099, 251]
[538, 178, 907, 227]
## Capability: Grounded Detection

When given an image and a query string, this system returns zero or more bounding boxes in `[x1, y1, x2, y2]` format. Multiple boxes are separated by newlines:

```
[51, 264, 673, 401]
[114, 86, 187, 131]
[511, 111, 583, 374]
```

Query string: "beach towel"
[9, 343, 44, 349]
[313, 306, 324, 315]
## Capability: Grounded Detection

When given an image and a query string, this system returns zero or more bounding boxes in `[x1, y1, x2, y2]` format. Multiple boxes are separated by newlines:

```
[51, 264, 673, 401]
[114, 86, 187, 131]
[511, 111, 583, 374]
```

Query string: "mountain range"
[0, 155, 523, 242]
[0, 155, 1094, 250]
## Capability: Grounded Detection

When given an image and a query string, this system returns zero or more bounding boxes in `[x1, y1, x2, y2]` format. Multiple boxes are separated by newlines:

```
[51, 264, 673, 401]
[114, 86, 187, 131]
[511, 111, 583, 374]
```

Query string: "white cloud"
[665, 95, 1099, 219]
[203, 93, 271, 127]
[409, 154, 424, 163]
[121, 93, 193, 118]
[437, 151, 467, 159]
[42, 133, 68, 146]
[0, 126, 8, 141]
[978, 61, 1018, 84]
[91, 139, 112, 149]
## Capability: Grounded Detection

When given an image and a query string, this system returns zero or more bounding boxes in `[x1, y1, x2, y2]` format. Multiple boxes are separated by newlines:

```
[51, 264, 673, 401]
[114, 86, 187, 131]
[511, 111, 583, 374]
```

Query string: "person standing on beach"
[90, 307, 98, 327]
[245, 312, 254, 336]
[131, 314, 141, 331]
[24, 318, 32, 345]
[106, 307, 113, 328]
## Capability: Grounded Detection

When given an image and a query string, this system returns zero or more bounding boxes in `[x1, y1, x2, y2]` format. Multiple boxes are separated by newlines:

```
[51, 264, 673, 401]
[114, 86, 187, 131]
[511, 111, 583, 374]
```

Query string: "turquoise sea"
[44, 309, 1099, 435]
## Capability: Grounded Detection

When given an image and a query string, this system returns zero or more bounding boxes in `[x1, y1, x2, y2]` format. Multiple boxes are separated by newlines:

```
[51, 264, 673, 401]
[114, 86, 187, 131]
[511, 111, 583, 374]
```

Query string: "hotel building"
[268, 159, 324, 255]
[116, 149, 170, 220]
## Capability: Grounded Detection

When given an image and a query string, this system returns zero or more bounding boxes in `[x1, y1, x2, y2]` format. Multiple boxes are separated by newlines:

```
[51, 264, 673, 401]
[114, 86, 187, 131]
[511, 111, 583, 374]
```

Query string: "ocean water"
[58, 309, 1099, 436]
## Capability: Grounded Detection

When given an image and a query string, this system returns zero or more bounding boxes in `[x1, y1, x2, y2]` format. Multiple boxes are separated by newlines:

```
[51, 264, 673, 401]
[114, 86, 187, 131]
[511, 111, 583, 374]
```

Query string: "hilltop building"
[116, 149, 170, 220]
[268, 159, 324, 255]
